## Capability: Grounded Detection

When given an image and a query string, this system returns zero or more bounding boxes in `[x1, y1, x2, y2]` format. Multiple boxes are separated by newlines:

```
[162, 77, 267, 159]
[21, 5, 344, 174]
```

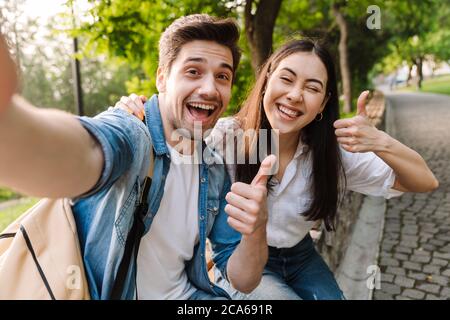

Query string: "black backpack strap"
[110, 149, 154, 300]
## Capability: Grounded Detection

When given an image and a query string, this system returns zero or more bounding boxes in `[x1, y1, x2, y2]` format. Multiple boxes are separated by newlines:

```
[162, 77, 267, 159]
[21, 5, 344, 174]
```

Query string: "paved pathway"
[374, 92, 450, 300]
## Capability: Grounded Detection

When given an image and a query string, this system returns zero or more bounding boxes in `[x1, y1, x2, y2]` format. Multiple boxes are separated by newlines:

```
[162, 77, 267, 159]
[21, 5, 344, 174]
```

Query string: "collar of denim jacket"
[144, 94, 170, 156]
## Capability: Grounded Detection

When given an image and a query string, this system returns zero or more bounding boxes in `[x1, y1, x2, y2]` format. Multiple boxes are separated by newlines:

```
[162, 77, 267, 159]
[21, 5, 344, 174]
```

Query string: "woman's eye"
[280, 76, 292, 83]
[307, 87, 320, 93]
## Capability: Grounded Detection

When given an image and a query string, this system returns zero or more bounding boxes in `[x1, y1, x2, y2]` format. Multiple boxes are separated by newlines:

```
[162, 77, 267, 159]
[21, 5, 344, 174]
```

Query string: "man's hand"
[225, 155, 277, 235]
[333, 90, 388, 153]
[113, 93, 147, 120]
[0, 34, 18, 115]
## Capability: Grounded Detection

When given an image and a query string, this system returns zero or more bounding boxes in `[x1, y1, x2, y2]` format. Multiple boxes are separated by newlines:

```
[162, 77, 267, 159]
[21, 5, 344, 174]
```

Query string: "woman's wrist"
[374, 130, 395, 154]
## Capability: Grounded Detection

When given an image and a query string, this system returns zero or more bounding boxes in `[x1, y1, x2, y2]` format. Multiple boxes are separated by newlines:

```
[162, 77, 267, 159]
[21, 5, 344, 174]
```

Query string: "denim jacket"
[72, 94, 241, 299]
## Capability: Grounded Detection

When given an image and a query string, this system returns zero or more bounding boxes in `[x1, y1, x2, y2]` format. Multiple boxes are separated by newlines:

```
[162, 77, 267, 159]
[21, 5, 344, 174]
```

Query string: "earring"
[315, 112, 323, 121]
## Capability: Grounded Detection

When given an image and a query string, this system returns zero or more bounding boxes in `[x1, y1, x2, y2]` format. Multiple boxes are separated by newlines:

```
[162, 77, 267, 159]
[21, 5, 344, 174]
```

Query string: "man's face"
[157, 40, 233, 139]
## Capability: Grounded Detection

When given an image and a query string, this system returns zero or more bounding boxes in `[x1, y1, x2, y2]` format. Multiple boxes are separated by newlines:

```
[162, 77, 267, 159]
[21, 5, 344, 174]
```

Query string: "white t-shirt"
[136, 144, 199, 299]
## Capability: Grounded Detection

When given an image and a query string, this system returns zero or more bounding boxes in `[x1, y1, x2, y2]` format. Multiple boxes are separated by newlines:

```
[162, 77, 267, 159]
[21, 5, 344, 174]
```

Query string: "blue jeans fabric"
[189, 289, 229, 300]
[216, 234, 345, 300]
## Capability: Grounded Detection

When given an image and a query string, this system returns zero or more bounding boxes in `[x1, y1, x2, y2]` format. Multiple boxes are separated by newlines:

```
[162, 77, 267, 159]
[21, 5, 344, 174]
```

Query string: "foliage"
[76, 0, 237, 100]
[5, 0, 449, 118]
[0, 187, 19, 202]
[372, 0, 450, 77]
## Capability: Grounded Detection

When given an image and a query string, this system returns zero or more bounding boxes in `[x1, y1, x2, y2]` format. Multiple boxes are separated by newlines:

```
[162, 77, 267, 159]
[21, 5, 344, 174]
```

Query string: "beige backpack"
[0, 198, 90, 300]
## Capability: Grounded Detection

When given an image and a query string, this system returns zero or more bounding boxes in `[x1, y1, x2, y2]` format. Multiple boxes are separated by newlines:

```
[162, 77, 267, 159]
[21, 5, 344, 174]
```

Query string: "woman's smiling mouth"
[276, 103, 303, 120]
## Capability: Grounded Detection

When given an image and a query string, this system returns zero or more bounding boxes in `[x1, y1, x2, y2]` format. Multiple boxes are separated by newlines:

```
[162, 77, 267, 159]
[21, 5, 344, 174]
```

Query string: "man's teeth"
[278, 105, 300, 117]
[188, 103, 215, 111]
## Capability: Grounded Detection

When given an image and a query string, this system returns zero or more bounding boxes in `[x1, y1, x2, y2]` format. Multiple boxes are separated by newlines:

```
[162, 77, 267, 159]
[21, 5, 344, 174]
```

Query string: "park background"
[1, 0, 450, 300]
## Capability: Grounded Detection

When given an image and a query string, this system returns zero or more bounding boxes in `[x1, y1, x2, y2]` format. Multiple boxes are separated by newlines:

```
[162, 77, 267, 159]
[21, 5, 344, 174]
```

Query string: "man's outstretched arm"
[0, 34, 104, 198]
[0, 35, 17, 113]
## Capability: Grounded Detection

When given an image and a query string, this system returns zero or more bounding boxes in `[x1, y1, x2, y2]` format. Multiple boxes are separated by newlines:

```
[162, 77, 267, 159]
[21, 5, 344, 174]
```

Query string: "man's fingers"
[230, 182, 264, 201]
[224, 204, 254, 225]
[357, 90, 370, 116]
[226, 191, 259, 214]
[251, 154, 277, 187]
[227, 216, 252, 235]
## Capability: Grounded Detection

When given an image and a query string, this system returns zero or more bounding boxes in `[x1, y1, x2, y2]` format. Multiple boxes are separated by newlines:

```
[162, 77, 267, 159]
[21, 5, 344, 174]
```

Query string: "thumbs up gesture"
[333, 91, 388, 153]
[356, 90, 369, 117]
[225, 155, 277, 235]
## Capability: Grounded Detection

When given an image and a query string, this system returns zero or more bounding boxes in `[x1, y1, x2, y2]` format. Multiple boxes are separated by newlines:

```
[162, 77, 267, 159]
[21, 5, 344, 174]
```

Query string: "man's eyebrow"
[220, 62, 234, 74]
[183, 57, 233, 73]
[280, 67, 324, 88]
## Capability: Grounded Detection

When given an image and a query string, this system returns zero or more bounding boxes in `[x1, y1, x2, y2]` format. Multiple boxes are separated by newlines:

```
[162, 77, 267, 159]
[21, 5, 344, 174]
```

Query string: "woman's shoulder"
[205, 116, 241, 152]
[214, 116, 242, 131]
[206, 117, 240, 142]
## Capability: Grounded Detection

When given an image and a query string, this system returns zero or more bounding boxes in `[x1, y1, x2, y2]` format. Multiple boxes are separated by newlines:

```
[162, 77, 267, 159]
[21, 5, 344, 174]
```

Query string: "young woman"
[117, 39, 438, 300]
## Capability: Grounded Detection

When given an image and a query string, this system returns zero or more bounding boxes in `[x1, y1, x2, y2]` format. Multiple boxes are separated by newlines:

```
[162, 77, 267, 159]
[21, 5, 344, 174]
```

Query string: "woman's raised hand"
[113, 93, 148, 121]
[333, 90, 389, 153]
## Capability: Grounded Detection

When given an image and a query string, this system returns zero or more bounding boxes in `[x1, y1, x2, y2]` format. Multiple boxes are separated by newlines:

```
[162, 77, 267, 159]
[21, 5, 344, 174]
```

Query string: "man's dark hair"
[159, 14, 241, 82]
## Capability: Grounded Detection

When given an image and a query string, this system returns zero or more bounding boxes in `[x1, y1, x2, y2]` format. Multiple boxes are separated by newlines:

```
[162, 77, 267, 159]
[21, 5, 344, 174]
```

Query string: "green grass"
[0, 187, 20, 202]
[398, 74, 450, 96]
[0, 198, 40, 233]
[420, 75, 450, 95]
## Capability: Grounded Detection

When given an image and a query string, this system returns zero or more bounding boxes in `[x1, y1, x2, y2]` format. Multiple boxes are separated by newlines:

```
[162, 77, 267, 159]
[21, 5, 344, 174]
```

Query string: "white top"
[136, 144, 199, 299]
[207, 117, 403, 248]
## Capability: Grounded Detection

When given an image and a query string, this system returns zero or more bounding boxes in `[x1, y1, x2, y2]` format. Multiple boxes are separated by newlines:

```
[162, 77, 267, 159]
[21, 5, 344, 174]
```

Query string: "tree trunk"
[244, 0, 282, 74]
[332, 4, 352, 113]
[406, 62, 413, 86]
[416, 57, 423, 89]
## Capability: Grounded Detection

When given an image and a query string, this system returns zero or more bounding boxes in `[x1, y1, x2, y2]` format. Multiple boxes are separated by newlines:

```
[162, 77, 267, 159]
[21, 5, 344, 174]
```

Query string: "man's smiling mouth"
[186, 101, 218, 121]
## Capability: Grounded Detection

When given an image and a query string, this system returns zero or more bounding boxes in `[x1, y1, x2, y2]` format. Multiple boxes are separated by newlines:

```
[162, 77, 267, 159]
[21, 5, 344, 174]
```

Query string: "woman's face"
[263, 52, 328, 136]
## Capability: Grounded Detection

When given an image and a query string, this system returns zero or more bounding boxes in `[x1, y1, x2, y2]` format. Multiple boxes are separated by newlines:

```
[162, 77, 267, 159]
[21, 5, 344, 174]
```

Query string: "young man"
[0, 14, 273, 299]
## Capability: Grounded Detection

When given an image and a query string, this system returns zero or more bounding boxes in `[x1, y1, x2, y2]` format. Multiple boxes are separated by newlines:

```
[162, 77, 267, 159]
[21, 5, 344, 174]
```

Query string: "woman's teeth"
[278, 104, 301, 117]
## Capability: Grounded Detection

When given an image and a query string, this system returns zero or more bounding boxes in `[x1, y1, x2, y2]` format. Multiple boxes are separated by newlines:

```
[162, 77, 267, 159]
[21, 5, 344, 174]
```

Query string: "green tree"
[75, 0, 442, 115]
[244, 0, 282, 72]
[380, 0, 447, 88]
[1, 0, 134, 116]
